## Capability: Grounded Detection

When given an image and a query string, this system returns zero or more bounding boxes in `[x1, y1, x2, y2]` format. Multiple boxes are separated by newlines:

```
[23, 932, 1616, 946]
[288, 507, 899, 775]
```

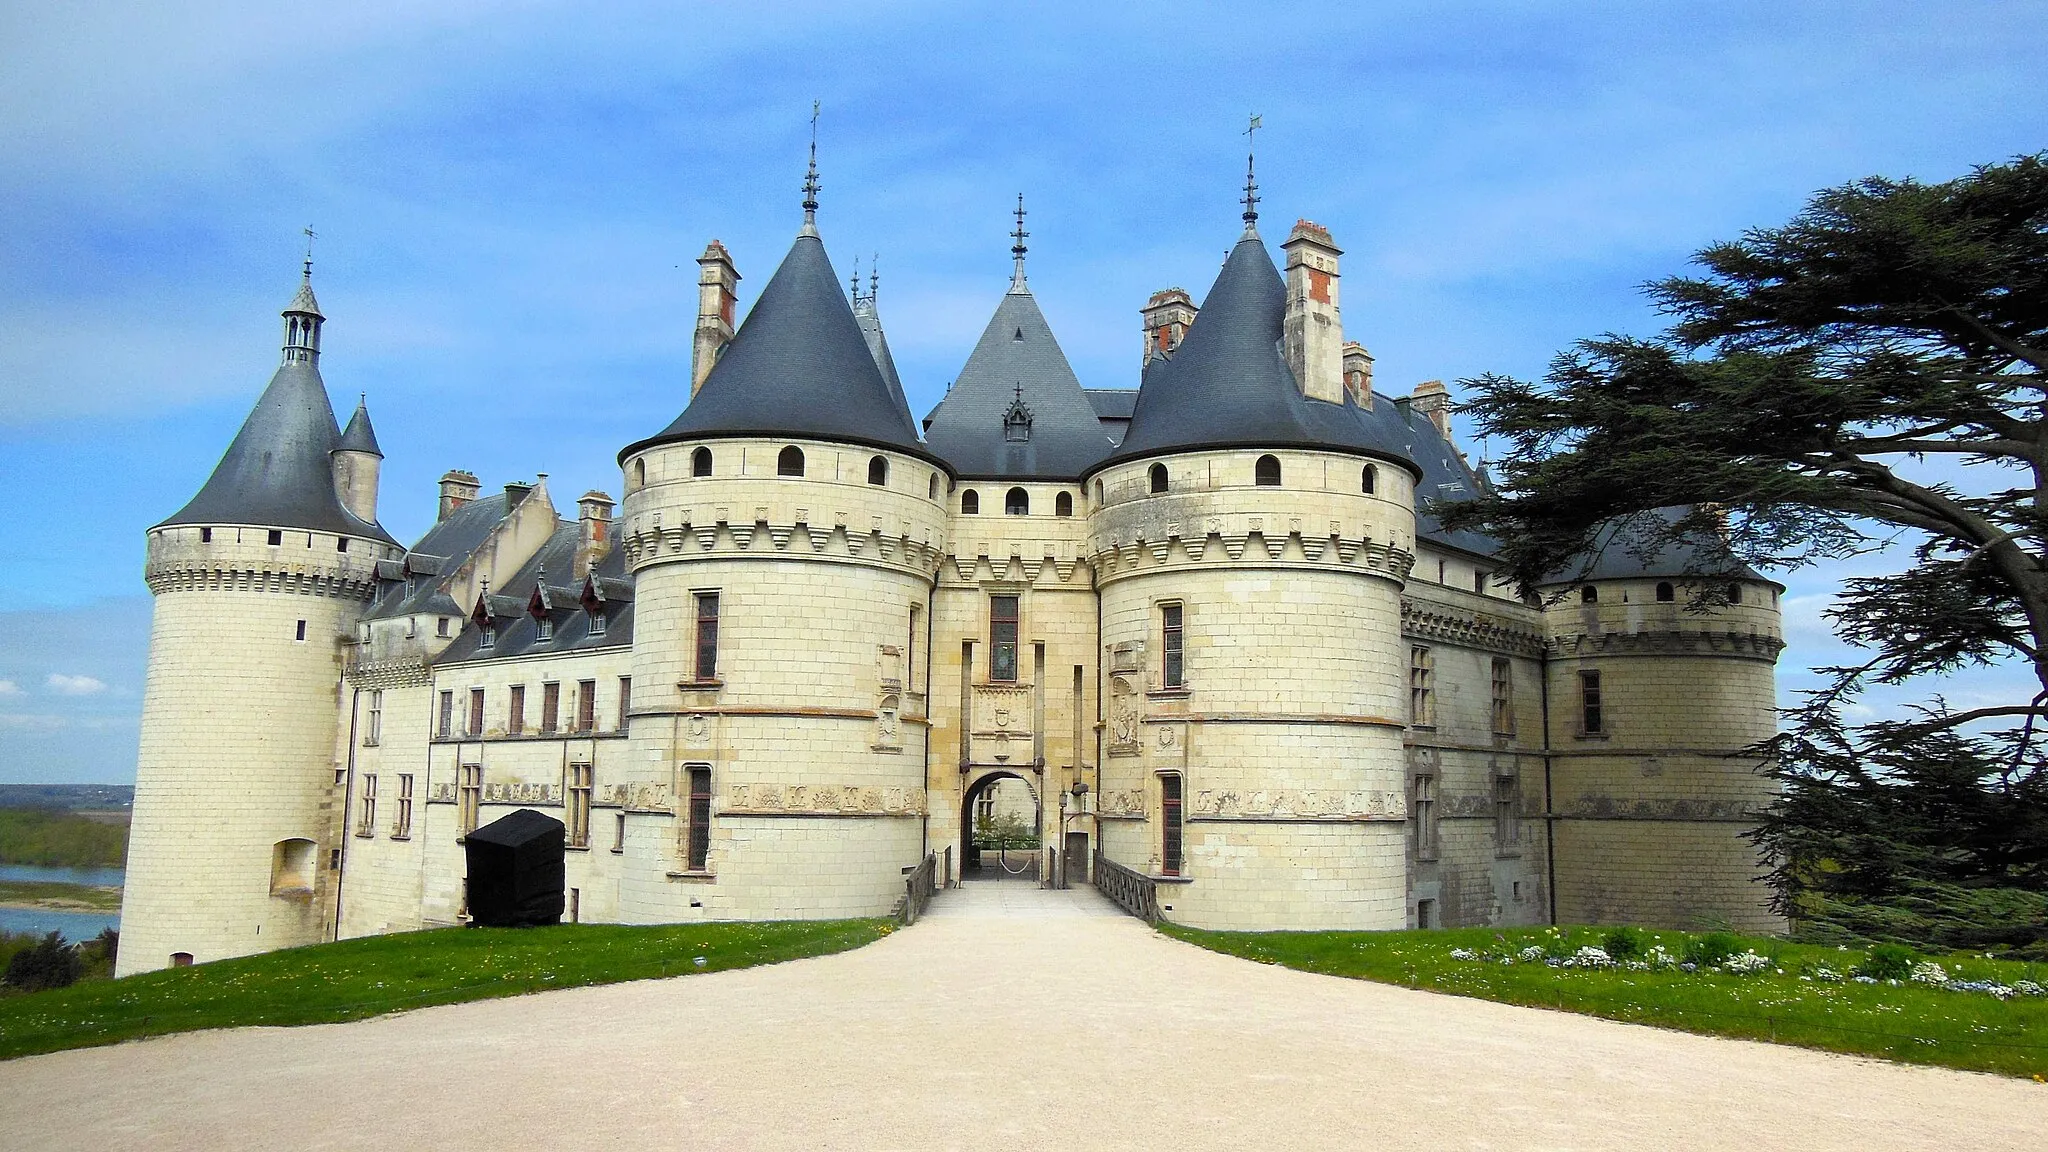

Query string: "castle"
[115, 161, 1786, 977]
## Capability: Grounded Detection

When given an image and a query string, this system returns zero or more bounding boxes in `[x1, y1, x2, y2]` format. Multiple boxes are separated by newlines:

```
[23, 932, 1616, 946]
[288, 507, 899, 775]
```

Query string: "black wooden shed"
[463, 808, 565, 927]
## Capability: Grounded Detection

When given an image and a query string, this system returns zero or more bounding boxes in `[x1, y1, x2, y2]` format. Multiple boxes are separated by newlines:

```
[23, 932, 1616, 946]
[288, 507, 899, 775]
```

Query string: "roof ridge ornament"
[800, 100, 822, 237]
[1009, 193, 1030, 293]
[1003, 383, 1034, 442]
[1241, 113, 1261, 234]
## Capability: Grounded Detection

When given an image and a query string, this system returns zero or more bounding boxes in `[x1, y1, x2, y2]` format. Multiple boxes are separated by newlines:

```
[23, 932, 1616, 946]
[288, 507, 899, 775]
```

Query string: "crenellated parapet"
[1548, 627, 1785, 662]
[144, 524, 394, 600]
[1401, 598, 1546, 658]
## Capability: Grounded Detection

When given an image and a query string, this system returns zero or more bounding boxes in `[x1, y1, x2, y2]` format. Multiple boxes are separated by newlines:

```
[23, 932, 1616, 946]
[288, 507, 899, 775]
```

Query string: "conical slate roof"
[1541, 506, 1772, 586]
[157, 360, 397, 544]
[922, 286, 1113, 479]
[1097, 230, 1417, 478]
[853, 294, 910, 417]
[338, 397, 383, 457]
[624, 233, 939, 466]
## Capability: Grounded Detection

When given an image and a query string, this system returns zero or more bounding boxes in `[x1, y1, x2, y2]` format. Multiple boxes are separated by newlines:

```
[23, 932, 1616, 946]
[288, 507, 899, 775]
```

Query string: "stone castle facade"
[116, 174, 1785, 977]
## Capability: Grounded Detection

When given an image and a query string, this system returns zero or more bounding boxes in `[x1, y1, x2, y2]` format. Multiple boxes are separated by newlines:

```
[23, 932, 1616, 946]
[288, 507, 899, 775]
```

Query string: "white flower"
[2011, 980, 2043, 996]
[1722, 951, 1771, 974]
[1450, 948, 1478, 961]
[1908, 961, 1948, 985]
[1570, 946, 1613, 968]
[1519, 946, 1547, 962]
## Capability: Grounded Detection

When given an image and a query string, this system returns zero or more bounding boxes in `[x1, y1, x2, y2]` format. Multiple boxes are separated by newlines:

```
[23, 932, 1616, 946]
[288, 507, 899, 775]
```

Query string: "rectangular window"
[686, 765, 712, 871]
[295, 619, 307, 641]
[694, 592, 721, 681]
[458, 764, 482, 835]
[394, 773, 414, 839]
[568, 887, 580, 924]
[1494, 774, 1520, 852]
[906, 606, 920, 688]
[1417, 897, 1437, 929]
[1160, 602, 1185, 689]
[364, 689, 383, 746]
[1414, 774, 1438, 859]
[468, 687, 485, 737]
[568, 763, 592, 848]
[438, 690, 455, 738]
[508, 685, 525, 735]
[268, 529, 283, 546]
[1409, 646, 1435, 727]
[1474, 569, 1490, 594]
[617, 677, 632, 730]
[612, 811, 626, 854]
[356, 774, 377, 837]
[1160, 773, 1184, 877]
[1490, 657, 1514, 735]
[541, 682, 560, 734]
[1580, 669, 1604, 735]
[437, 617, 450, 638]
[989, 595, 1019, 682]
[576, 679, 597, 733]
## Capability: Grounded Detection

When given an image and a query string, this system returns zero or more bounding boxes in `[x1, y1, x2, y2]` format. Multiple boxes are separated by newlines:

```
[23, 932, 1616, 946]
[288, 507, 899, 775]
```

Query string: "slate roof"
[1085, 389, 1136, 446]
[1539, 506, 1771, 587]
[157, 358, 398, 545]
[852, 294, 910, 418]
[337, 398, 383, 457]
[365, 494, 513, 621]
[921, 287, 1114, 479]
[1393, 406, 1501, 558]
[623, 231, 941, 468]
[434, 524, 636, 664]
[1097, 230, 1418, 478]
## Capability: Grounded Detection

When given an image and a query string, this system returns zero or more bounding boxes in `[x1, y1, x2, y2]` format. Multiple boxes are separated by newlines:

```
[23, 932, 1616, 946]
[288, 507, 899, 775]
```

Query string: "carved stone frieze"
[1189, 788, 1406, 820]
[1547, 629, 1784, 662]
[723, 783, 927, 816]
[1400, 600, 1546, 658]
[484, 780, 561, 806]
[603, 782, 675, 813]
[1097, 788, 1146, 818]
[345, 656, 434, 690]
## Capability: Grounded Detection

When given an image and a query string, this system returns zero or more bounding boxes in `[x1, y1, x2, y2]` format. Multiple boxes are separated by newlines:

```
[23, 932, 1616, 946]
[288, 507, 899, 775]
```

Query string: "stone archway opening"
[959, 770, 1041, 884]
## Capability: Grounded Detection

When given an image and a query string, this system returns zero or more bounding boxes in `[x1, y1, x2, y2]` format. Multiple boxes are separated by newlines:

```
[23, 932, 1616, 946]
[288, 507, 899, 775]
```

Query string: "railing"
[1092, 851, 1159, 922]
[901, 851, 938, 925]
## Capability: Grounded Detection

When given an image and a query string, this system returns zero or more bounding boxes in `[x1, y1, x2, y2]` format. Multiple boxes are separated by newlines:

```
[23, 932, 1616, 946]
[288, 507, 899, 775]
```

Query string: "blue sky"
[2, 2, 2042, 782]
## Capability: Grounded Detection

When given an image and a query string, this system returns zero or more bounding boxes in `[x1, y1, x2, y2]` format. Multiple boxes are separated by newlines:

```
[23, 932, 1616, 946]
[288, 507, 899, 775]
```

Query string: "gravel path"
[2, 880, 2041, 1150]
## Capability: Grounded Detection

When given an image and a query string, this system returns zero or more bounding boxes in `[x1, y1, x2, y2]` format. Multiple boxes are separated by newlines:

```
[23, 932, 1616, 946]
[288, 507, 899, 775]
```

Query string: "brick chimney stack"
[574, 490, 615, 580]
[692, 240, 741, 397]
[437, 469, 480, 521]
[1282, 220, 1345, 405]
[1343, 341, 1375, 410]
[1410, 379, 1452, 436]
[1140, 288, 1197, 368]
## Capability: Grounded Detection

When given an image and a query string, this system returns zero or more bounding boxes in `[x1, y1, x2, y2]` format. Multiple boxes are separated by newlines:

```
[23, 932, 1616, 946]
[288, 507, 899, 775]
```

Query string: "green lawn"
[0, 918, 891, 1061]
[0, 879, 122, 912]
[1158, 923, 2048, 1080]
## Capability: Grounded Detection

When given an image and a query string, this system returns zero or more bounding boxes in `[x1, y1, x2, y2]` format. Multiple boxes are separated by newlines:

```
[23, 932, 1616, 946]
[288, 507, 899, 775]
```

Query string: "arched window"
[629, 459, 646, 492]
[270, 838, 316, 895]
[1094, 480, 1104, 505]
[929, 474, 940, 500]
[1055, 491, 1073, 517]
[1149, 463, 1168, 494]
[961, 490, 980, 515]
[1580, 585, 1598, 604]
[868, 456, 888, 486]
[1362, 463, 1377, 494]
[1005, 487, 1030, 515]
[1655, 582, 1674, 602]
[1726, 581, 1743, 605]
[691, 447, 712, 477]
[1255, 454, 1282, 486]
[777, 446, 805, 477]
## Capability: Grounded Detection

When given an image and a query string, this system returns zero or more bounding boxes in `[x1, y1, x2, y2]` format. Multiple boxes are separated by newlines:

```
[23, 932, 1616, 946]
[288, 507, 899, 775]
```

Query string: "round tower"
[1081, 208, 1423, 930]
[1537, 507, 1786, 933]
[119, 267, 400, 975]
[615, 167, 953, 920]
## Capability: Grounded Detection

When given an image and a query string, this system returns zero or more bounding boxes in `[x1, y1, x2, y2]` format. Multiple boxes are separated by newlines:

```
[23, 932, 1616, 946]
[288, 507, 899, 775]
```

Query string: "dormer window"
[480, 622, 496, 651]
[590, 609, 607, 637]
[1002, 386, 1033, 443]
[537, 616, 554, 642]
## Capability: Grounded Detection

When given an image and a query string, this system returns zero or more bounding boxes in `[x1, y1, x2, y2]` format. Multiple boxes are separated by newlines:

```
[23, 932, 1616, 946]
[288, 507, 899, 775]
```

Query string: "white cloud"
[45, 673, 107, 696]
[0, 678, 18, 696]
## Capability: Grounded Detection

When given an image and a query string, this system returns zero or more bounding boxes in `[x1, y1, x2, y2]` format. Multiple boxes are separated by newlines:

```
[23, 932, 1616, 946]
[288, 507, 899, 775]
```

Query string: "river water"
[0, 862, 122, 940]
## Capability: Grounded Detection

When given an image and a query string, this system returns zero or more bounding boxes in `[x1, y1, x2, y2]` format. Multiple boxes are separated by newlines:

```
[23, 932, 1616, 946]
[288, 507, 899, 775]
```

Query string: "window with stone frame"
[458, 764, 482, 836]
[617, 676, 632, 730]
[1494, 772, 1521, 853]
[695, 592, 721, 681]
[1412, 772, 1438, 860]
[1160, 772, 1184, 876]
[1579, 669, 1605, 735]
[508, 685, 526, 735]
[1490, 657, 1514, 734]
[541, 682, 560, 734]
[437, 689, 455, 738]
[1409, 646, 1435, 727]
[1160, 601, 1186, 689]
[686, 765, 713, 871]
[989, 595, 1020, 682]
[567, 763, 592, 848]
[393, 773, 414, 839]
[468, 687, 485, 737]
[364, 689, 383, 746]
[356, 774, 377, 837]
[576, 679, 597, 733]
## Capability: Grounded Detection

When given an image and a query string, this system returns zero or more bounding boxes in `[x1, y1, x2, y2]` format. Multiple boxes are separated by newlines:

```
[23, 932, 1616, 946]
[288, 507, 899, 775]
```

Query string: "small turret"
[282, 259, 322, 365]
[333, 396, 383, 524]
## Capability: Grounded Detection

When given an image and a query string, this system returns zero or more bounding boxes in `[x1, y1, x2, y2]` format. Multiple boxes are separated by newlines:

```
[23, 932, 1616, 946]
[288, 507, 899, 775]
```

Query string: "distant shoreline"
[0, 881, 122, 915]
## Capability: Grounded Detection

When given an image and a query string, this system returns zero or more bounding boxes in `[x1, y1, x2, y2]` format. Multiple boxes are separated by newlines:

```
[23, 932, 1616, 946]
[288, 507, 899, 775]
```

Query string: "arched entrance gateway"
[958, 769, 1041, 883]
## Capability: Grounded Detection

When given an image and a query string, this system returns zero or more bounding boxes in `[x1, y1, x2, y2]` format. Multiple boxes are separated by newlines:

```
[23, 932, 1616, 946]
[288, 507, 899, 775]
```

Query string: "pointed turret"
[333, 396, 384, 525]
[158, 272, 397, 544]
[852, 259, 910, 417]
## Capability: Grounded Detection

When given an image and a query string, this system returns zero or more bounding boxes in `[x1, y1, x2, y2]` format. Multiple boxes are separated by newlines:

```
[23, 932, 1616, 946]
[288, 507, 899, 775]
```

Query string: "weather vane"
[1241, 114, 1261, 226]
[801, 100, 822, 230]
[302, 226, 318, 277]
[1010, 193, 1029, 287]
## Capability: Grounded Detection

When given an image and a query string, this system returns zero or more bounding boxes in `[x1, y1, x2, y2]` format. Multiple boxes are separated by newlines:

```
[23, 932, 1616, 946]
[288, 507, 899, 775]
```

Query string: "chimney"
[692, 240, 741, 396]
[437, 470, 480, 521]
[1282, 220, 1345, 404]
[1410, 379, 1451, 436]
[1139, 288, 1197, 368]
[503, 479, 534, 507]
[574, 490, 615, 580]
[1342, 341, 1375, 410]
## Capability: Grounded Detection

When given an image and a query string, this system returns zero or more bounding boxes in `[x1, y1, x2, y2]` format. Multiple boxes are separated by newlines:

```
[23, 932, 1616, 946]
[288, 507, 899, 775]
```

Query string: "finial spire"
[869, 253, 878, 302]
[1241, 114, 1261, 232]
[800, 100, 821, 236]
[1009, 193, 1030, 292]
[850, 254, 861, 302]
[301, 226, 318, 280]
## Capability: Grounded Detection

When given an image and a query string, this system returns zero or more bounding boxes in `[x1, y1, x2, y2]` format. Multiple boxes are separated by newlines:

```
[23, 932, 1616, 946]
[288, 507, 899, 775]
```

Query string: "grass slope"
[1159, 923, 2048, 1080]
[0, 918, 890, 1062]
